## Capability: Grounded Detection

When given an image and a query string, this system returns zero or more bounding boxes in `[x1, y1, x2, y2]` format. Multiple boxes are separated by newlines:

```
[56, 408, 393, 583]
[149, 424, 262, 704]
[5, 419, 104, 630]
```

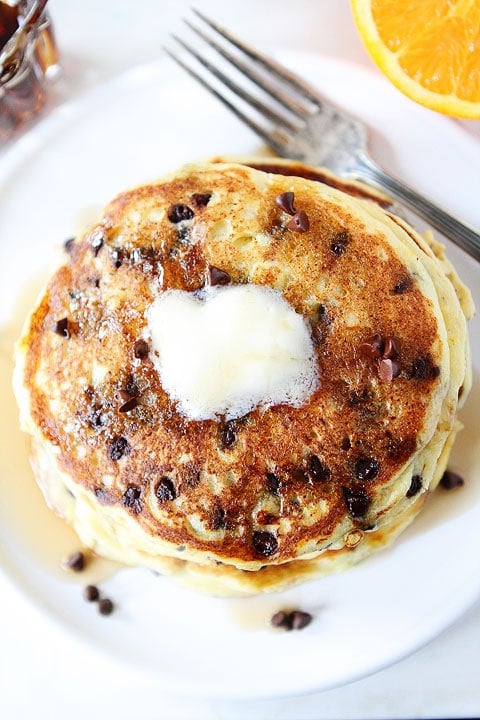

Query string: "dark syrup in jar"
[0, 1, 58, 142]
[0, 1, 19, 49]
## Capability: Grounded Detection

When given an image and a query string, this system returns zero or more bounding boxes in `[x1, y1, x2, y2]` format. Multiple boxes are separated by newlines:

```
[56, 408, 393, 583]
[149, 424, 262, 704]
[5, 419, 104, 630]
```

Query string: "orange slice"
[350, 0, 480, 118]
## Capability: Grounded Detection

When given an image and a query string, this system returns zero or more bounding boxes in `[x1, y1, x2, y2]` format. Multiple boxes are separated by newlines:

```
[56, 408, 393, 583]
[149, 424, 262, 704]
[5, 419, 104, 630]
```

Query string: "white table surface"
[1, 1, 479, 718]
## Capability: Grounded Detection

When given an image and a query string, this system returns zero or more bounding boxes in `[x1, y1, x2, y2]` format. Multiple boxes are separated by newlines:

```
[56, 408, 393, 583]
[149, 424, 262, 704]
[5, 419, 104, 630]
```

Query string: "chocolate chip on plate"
[98, 598, 114, 616]
[290, 611, 313, 630]
[83, 585, 100, 602]
[271, 610, 290, 628]
[270, 609, 313, 631]
[440, 469, 464, 490]
[63, 550, 86, 572]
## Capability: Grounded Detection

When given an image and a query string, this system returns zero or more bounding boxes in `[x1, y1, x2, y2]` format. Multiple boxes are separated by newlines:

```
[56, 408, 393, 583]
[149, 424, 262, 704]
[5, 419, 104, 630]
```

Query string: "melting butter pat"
[147, 284, 319, 421]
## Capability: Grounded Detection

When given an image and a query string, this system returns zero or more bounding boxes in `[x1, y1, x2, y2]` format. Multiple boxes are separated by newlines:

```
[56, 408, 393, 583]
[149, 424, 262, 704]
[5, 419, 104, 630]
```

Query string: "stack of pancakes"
[13, 159, 473, 596]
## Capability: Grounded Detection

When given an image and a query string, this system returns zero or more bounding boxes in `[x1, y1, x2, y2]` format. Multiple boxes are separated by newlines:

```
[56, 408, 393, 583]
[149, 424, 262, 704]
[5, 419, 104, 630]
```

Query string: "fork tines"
[165, 9, 320, 152]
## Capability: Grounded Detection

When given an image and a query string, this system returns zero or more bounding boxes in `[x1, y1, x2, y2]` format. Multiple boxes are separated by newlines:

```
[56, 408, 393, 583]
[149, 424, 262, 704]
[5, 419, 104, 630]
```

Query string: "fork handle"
[352, 154, 480, 262]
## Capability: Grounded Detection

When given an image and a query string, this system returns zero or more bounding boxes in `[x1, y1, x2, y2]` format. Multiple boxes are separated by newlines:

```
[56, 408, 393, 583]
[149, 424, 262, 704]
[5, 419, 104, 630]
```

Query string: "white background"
[1, 1, 480, 718]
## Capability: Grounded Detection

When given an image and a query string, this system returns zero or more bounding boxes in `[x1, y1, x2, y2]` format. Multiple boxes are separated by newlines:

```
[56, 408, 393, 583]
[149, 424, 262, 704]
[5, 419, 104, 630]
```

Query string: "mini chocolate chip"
[121, 485, 142, 514]
[89, 408, 104, 429]
[383, 337, 400, 359]
[290, 611, 313, 630]
[317, 304, 329, 323]
[91, 229, 105, 256]
[307, 454, 331, 482]
[83, 585, 100, 602]
[394, 276, 412, 294]
[266, 472, 281, 495]
[330, 230, 350, 255]
[271, 610, 290, 628]
[359, 333, 383, 359]
[275, 191, 296, 215]
[271, 609, 312, 631]
[98, 598, 114, 616]
[119, 398, 138, 413]
[133, 339, 149, 359]
[252, 530, 278, 557]
[211, 505, 226, 530]
[343, 487, 371, 518]
[286, 209, 310, 232]
[54, 317, 70, 338]
[221, 421, 237, 449]
[208, 265, 231, 286]
[412, 357, 428, 378]
[118, 390, 138, 413]
[192, 192, 211, 207]
[354, 457, 380, 481]
[168, 204, 194, 223]
[155, 477, 176, 502]
[64, 551, 85, 572]
[64, 237, 75, 252]
[406, 474, 423, 497]
[341, 436, 352, 451]
[378, 357, 400, 382]
[108, 436, 129, 461]
[440, 470, 464, 490]
[411, 357, 440, 380]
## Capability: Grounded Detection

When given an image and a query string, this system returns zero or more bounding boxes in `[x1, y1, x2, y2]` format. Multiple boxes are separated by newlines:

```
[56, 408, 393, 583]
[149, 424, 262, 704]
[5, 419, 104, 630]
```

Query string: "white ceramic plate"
[0, 53, 479, 700]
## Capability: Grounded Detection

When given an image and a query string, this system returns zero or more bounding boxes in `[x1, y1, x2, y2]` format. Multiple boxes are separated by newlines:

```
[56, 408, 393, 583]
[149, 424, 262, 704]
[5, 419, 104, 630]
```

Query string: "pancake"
[13, 159, 473, 596]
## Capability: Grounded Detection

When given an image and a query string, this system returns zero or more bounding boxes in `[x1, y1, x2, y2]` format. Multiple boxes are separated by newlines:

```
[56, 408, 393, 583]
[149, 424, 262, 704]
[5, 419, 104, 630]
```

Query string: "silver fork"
[165, 10, 480, 263]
